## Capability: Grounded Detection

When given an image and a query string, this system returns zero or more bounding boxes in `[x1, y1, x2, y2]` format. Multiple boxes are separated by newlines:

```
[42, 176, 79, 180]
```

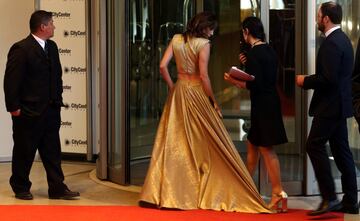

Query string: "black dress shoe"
[15, 192, 33, 200]
[336, 201, 359, 214]
[307, 199, 341, 216]
[49, 189, 80, 200]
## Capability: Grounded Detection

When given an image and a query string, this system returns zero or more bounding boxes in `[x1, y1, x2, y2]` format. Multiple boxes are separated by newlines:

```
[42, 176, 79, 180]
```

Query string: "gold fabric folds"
[140, 79, 271, 213]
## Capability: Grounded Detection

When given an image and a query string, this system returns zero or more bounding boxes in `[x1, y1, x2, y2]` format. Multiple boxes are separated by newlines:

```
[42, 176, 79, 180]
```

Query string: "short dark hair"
[29, 10, 53, 33]
[242, 16, 266, 41]
[183, 11, 217, 42]
[320, 1, 342, 24]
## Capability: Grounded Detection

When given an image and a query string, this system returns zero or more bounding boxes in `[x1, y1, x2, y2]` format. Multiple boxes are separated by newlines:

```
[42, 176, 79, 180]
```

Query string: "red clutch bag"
[229, 66, 255, 81]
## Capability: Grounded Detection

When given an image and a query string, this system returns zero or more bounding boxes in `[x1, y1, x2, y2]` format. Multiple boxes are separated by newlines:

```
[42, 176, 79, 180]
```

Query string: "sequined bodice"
[172, 34, 209, 75]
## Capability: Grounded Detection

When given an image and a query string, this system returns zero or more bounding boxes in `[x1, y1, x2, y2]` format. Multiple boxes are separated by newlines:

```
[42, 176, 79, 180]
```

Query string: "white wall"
[0, 1, 35, 161]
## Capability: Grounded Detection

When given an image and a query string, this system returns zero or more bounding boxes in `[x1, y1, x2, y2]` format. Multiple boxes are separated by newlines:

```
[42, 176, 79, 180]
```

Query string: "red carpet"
[0, 205, 344, 221]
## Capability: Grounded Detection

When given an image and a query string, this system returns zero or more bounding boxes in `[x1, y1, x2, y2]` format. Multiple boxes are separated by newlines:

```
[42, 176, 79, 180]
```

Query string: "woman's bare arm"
[159, 40, 175, 90]
[199, 43, 222, 117]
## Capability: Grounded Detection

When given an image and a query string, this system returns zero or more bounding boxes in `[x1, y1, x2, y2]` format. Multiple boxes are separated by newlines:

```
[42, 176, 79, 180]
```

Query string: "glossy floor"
[0, 161, 358, 220]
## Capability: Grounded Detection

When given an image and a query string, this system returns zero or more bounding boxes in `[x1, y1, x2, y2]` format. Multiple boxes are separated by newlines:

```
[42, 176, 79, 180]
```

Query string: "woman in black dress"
[224, 16, 288, 212]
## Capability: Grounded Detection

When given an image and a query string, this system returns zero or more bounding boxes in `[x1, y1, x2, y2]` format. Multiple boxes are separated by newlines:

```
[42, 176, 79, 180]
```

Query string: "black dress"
[245, 44, 288, 146]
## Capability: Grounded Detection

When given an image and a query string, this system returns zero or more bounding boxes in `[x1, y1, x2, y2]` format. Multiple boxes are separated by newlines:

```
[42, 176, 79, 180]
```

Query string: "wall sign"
[39, 0, 88, 154]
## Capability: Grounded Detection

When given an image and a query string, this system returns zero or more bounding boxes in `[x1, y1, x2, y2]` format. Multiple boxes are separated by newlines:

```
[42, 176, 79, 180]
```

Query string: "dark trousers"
[10, 105, 67, 195]
[306, 117, 358, 204]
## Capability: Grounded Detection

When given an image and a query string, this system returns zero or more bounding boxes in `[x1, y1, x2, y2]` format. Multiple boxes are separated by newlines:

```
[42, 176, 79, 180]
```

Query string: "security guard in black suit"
[4, 10, 79, 200]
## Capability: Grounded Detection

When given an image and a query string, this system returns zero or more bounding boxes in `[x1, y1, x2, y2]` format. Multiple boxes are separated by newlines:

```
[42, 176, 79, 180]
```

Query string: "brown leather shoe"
[307, 199, 341, 216]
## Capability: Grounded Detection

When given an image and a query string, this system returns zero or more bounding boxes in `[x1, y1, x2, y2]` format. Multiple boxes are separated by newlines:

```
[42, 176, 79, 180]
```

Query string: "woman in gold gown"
[139, 12, 271, 213]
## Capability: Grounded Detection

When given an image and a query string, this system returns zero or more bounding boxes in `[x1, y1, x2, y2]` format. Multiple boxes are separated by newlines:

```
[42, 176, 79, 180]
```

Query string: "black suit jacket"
[4, 34, 63, 116]
[352, 37, 360, 119]
[303, 29, 353, 118]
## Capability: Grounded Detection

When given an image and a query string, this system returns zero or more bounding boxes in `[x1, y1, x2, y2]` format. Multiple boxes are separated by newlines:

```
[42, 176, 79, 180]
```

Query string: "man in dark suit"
[296, 2, 358, 215]
[3, 10, 79, 200]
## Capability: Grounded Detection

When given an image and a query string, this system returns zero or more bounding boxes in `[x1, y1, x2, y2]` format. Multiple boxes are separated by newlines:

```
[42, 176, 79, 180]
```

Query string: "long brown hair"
[183, 11, 217, 43]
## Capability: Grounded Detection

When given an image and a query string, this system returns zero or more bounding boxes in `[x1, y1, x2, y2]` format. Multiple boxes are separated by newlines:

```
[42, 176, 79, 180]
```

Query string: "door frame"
[96, 0, 128, 184]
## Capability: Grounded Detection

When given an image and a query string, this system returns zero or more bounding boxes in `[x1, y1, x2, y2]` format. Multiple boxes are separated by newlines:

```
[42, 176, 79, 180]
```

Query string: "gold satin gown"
[139, 34, 271, 213]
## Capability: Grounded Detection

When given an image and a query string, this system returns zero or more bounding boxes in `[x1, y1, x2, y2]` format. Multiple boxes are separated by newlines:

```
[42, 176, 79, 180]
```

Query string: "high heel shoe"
[269, 191, 288, 213]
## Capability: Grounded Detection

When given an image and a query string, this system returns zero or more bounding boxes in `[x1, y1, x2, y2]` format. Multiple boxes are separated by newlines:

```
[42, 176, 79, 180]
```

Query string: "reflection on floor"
[0, 161, 358, 220]
[0, 161, 138, 206]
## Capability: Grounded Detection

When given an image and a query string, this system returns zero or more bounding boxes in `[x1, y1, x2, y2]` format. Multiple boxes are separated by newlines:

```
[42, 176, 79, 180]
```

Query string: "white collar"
[324, 26, 340, 37]
[31, 34, 46, 49]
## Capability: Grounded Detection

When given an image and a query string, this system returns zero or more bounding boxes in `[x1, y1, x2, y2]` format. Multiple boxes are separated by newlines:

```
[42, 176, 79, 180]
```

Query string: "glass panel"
[205, 1, 302, 195]
[128, 0, 304, 192]
[129, 0, 195, 185]
[315, 0, 360, 184]
[203, 0, 261, 184]
[268, 0, 301, 187]
[270, 0, 284, 9]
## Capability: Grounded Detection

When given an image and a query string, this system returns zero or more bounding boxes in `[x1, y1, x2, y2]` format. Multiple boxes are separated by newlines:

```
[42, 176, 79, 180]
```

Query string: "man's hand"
[10, 109, 21, 116]
[296, 75, 305, 87]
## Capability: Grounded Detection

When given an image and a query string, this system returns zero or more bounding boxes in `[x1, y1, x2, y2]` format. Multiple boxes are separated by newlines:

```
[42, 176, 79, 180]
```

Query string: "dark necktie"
[44, 41, 49, 56]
